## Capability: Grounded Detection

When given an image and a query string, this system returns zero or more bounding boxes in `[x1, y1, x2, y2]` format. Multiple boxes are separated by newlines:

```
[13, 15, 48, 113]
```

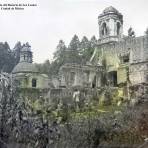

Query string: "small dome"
[103, 6, 119, 14]
[12, 62, 39, 74]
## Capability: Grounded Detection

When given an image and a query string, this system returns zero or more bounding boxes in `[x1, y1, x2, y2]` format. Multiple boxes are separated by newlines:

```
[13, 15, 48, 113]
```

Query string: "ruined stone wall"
[99, 36, 148, 62]
[129, 36, 148, 85]
[59, 64, 103, 88]
[47, 88, 99, 104]
[97, 35, 148, 85]
[129, 62, 148, 85]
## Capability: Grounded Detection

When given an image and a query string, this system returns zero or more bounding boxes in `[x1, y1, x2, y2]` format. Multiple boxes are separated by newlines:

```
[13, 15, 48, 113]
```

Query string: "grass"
[70, 104, 124, 120]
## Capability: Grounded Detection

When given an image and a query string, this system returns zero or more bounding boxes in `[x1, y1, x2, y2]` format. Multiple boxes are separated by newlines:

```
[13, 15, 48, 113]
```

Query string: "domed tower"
[20, 43, 32, 63]
[12, 43, 38, 74]
[12, 43, 51, 90]
[98, 6, 123, 44]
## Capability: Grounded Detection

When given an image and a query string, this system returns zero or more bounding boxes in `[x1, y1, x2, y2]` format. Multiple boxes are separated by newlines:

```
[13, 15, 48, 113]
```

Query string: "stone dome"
[12, 62, 39, 74]
[103, 6, 119, 14]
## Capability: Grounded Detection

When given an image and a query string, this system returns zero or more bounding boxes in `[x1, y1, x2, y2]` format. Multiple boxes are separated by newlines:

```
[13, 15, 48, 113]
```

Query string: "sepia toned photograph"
[0, 0, 148, 147]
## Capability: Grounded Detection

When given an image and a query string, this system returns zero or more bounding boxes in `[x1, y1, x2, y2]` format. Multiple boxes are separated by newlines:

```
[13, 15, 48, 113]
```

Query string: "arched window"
[24, 55, 26, 60]
[32, 78, 37, 87]
[102, 22, 108, 36]
[117, 22, 121, 35]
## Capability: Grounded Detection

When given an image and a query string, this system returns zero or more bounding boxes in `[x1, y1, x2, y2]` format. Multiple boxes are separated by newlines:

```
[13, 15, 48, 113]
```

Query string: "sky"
[0, 0, 148, 63]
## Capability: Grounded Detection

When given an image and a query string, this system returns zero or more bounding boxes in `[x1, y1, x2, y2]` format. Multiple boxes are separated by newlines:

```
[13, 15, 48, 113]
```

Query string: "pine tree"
[68, 35, 80, 51]
[90, 36, 97, 49]
[67, 35, 81, 64]
[49, 40, 67, 76]
[80, 36, 90, 53]
[0, 42, 16, 73]
[13, 41, 22, 65]
[79, 36, 91, 63]
[54, 40, 67, 61]
[79, 36, 97, 64]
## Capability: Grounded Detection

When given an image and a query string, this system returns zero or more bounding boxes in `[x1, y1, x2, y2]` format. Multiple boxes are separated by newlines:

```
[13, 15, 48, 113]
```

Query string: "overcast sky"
[0, 0, 148, 63]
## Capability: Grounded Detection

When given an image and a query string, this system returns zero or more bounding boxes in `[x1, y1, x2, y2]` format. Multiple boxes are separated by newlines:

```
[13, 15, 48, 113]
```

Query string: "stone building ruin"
[10, 6, 148, 103]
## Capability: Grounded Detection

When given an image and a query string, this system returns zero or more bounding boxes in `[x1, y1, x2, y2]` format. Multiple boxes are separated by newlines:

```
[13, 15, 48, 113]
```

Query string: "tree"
[128, 27, 135, 37]
[36, 60, 51, 75]
[79, 36, 97, 64]
[79, 36, 91, 63]
[80, 36, 90, 53]
[145, 28, 148, 35]
[53, 40, 67, 61]
[68, 35, 80, 51]
[4, 42, 10, 51]
[66, 35, 81, 64]
[13, 41, 22, 65]
[0, 42, 16, 73]
[90, 36, 97, 49]
[49, 40, 67, 76]
[49, 35, 96, 77]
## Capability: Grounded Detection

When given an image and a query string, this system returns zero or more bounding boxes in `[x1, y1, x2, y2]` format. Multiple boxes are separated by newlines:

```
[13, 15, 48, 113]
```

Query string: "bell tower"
[20, 43, 32, 63]
[98, 6, 123, 44]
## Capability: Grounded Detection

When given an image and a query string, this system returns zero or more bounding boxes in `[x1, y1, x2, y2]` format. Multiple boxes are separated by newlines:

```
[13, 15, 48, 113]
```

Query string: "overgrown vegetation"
[0, 80, 148, 147]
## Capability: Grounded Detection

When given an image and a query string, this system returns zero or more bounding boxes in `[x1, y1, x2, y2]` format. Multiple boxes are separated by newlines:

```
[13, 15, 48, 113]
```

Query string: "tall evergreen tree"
[90, 36, 97, 49]
[67, 35, 81, 64]
[68, 35, 80, 51]
[54, 40, 67, 61]
[80, 36, 90, 52]
[0, 42, 16, 73]
[79, 36, 91, 63]
[78, 36, 97, 64]
[13, 41, 22, 65]
[49, 40, 67, 76]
